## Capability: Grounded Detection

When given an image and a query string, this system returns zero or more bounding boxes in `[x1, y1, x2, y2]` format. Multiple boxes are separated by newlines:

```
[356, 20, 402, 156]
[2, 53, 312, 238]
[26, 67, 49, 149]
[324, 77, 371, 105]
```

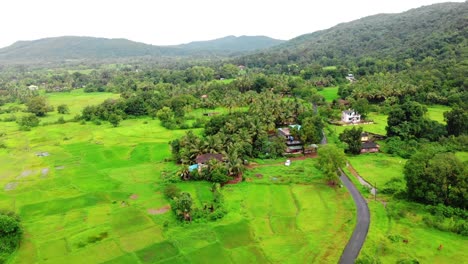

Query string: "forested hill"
[0, 35, 284, 64]
[173, 35, 285, 55]
[239, 2, 468, 67]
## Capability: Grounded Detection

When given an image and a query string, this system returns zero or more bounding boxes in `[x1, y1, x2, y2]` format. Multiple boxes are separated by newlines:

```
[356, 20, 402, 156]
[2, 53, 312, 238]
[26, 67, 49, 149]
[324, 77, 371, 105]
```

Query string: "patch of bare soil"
[17, 170, 35, 179]
[4, 182, 18, 191]
[225, 173, 243, 185]
[148, 205, 171, 215]
[255, 173, 263, 179]
[41, 168, 49, 178]
[129, 194, 139, 200]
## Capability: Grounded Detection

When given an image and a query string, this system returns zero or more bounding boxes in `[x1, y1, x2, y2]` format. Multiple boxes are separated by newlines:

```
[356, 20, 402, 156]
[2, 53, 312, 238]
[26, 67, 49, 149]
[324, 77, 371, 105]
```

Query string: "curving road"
[338, 170, 370, 264]
[313, 102, 370, 263]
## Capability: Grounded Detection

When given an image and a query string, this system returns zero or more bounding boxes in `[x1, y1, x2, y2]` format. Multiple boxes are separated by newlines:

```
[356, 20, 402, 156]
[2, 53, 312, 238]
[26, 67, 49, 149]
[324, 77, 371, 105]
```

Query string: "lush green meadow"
[0, 92, 356, 263]
[317, 86, 339, 102]
[347, 153, 406, 187]
[426, 105, 451, 124]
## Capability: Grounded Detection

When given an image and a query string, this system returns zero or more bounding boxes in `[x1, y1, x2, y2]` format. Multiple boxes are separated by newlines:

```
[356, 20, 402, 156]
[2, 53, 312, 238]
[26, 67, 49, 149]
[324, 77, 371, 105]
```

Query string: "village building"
[341, 109, 361, 123]
[186, 153, 226, 177]
[278, 125, 304, 154]
[346, 73, 356, 82]
[28, 85, 39, 91]
[361, 141, 380, 153]
[361, 132, 369, 142]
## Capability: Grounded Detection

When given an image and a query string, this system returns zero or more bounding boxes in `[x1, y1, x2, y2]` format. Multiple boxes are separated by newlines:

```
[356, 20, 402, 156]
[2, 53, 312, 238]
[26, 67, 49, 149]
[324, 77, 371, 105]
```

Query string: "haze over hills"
[241, 2, 467, 67]
[0, 35, 284, 64]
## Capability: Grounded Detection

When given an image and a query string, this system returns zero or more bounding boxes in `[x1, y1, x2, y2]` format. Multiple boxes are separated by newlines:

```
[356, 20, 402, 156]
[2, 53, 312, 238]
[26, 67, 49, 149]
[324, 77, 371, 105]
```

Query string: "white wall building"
[341, 109, 361, 123]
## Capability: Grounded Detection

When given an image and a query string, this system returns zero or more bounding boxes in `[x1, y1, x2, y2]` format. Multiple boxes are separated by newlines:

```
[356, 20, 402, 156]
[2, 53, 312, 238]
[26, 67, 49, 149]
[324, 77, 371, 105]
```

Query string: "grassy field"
[0, 89, 120, 126]
[345, 153, 467, 263]
[426, 105, 451, 124]
[317, 86, 339, 102]
[0, 92, 356, 263]
[330, 112, 388, 136]
[347, 153, 406, 187]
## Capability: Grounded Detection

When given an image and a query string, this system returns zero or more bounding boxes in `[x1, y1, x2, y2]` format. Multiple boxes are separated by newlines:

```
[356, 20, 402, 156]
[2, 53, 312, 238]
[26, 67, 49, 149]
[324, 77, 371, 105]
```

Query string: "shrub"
[56, 117, 66, 124]
[0, 211, 22, 263]
[57, 104, 70, 114]
[164, 184, 181, 199]
[17, 114, 40, 130]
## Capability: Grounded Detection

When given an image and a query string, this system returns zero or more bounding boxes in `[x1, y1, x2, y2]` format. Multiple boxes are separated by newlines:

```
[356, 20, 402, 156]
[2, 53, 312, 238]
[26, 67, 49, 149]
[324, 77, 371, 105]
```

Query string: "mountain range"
[0, 1, 466, 65]
[0, 35, 284, 64]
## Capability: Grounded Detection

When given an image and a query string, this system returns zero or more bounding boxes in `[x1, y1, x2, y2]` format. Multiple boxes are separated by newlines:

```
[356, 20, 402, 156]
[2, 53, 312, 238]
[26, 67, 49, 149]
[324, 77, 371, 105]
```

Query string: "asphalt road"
[338, 171, 370, 264]
[313, 101, 370, 263]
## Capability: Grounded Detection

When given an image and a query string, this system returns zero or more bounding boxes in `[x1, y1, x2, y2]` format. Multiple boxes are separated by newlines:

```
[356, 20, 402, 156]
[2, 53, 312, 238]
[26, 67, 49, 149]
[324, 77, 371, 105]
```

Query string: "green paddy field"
[0, 91, 356, 263]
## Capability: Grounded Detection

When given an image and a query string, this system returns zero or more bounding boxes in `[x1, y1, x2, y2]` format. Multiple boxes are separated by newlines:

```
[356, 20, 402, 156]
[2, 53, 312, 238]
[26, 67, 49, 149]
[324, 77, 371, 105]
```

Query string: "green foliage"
[108, 113, 122, 127]
[57, 104, 70, 114]
[444, 106, 468, 136]
[17, 114, 40, 130]
[339, 126, 363, 154]
[0, 211, 22, 263]
[163, 184, 181, 199]
[26, 96, 52, 116]
[316, 145, 347, 183]
[351, 98, 370, 119]
[172, 192, 193, 221]
[386, 101, 446, 141]
[404, 151, 467, 208]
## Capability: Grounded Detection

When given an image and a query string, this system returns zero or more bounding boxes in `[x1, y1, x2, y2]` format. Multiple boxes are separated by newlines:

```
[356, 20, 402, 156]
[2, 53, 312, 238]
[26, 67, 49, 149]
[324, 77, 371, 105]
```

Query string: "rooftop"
[362, 141, 379, 149]
[195, 153, 224, 164]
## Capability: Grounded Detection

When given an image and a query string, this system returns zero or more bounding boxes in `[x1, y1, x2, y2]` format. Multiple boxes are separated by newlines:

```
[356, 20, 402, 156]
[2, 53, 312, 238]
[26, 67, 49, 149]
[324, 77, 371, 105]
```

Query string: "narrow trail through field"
[338, 171, 370, 264]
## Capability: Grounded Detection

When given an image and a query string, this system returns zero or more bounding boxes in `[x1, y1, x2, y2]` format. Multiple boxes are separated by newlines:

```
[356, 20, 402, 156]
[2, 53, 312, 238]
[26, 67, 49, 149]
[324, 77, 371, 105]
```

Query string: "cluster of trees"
[164, 184, 226, 222]
[385, 101, 467, 144]
[316, 145, 347, 184]
[0, 211, 22, 263]
[404, 151, 467, 209]
[339, 127, 363, 154]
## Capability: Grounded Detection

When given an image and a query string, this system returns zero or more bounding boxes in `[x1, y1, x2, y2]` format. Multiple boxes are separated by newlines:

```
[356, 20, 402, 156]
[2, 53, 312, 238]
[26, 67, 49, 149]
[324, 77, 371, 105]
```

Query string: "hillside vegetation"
[0, 35, 284, 64]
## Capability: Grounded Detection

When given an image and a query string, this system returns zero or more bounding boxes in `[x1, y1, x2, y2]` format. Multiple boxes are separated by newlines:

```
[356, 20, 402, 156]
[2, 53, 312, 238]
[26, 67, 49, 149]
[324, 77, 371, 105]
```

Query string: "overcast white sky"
[0, 0, 463, 48]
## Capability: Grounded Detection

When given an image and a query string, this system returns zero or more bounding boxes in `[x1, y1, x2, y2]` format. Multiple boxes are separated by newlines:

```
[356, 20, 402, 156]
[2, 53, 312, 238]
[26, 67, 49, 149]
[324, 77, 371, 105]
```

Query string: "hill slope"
[0, 35, 284, 64]
[240, 2, 468, 66]
[174, 35, 285, 54]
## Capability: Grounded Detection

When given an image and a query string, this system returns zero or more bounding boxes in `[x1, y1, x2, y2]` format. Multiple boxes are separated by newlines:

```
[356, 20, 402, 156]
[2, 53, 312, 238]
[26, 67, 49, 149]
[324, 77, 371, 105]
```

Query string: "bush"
[3, 114, 17, 122]
[57, 104, 70, 114]
[164, 184, 181, 199]
[0, 211, 22, 263]
[56, 116, 66, 124]
[381, 177, 405, 195]
[180, 123, 190, 130]
[192, 118, 206, 128]
[17, 114, 40, 130]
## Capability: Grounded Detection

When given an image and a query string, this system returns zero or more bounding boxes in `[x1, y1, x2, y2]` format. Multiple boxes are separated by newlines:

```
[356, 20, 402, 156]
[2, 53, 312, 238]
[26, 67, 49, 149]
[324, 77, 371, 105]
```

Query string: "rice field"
[0, 92, 356, 263]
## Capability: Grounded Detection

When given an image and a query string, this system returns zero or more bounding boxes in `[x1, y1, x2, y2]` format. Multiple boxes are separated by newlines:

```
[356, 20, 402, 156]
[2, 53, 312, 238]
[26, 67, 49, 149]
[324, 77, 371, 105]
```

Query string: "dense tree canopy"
[404, 151, 467, 209]
[316, 145, 347, 184]
[0, 212, 22, 263]
[339, 127, 363, 154]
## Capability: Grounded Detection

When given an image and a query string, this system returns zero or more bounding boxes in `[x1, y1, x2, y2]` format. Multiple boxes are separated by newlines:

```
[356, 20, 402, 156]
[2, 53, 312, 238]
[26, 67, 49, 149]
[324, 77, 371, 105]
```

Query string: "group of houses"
[185, 108, 378, 178]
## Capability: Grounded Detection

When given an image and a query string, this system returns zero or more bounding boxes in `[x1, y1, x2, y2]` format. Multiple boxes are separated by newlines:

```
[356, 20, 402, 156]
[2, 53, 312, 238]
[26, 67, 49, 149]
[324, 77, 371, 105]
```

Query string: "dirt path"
[346, 163, 376, 195]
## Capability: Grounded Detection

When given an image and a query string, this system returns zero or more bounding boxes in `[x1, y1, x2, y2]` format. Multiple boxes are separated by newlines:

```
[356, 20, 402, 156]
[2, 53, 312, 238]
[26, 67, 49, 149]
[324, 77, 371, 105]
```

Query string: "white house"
[28, 85, 39, 91]
[341, 109, 361, 123]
